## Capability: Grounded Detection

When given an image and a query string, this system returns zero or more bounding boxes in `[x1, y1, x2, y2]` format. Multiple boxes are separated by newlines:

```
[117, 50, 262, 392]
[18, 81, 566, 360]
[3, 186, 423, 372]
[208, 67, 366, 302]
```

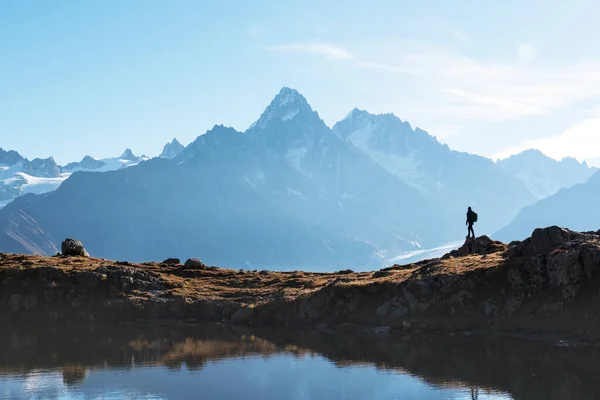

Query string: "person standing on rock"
[466, 207, 477, 239]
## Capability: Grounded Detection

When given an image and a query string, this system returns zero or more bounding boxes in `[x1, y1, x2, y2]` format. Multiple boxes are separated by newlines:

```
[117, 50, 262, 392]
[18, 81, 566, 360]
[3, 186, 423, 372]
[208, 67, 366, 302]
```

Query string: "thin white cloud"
[494, 115, 600, 162]
[357, 50, 600, 122]
[441, 88, 543, 116]
[266, 44, 354, 60]
[517, 42, 537, 62]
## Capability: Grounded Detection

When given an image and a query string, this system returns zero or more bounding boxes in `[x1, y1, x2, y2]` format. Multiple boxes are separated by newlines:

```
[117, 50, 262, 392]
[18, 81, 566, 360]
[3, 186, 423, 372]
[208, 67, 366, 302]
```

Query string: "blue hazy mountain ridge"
[0, 154, 375, 269]
[497, 149, 597, 199]
[332, 108, 536, 239]
[495, 170, 600, 242]
[159, 138, 185, 160]
[0, 88, 542, 269]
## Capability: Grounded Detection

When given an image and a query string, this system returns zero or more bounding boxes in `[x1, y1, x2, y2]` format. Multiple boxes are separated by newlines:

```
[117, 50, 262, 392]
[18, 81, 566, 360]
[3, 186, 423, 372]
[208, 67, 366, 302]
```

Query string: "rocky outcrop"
[505, 226, 597, 258]
[61, 238, 89, 257]
[443, 235, 505, 258]
[2, 227, 600, 341]
[500, 226, 600, 303]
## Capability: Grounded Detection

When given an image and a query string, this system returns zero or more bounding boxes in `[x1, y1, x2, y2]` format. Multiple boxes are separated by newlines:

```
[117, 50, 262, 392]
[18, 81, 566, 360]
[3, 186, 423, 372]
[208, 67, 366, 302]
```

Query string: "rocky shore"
[2, 226, 600, 341]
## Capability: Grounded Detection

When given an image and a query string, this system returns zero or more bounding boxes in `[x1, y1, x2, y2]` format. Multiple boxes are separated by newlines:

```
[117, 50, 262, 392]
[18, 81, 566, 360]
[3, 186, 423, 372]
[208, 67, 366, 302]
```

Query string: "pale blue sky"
[2, 0, 600, 165]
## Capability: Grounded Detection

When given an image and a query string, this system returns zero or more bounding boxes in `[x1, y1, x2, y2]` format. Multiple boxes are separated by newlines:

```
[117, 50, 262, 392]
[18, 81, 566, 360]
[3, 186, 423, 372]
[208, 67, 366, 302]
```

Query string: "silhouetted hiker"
[466, 207, 477, 239]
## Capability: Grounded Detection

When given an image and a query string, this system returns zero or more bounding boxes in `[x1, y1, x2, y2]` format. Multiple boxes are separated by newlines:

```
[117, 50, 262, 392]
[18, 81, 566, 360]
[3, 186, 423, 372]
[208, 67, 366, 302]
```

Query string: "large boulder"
[506, 226, 595, 258]
[530, 227, 581, 254]
[61, 238, 89, 257]
[444, 236, 504, 258]
[183, 258, 206, 269]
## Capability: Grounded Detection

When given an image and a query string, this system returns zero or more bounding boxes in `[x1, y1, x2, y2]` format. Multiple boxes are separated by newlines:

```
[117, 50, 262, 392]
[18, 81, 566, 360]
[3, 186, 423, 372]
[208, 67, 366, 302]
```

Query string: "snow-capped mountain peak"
[160, 138, 185, 160]
[344, 107, 369, 120]
[272, 87, 306, 107]
[335, 108, 414, 138]
[120, 149, 138, 161]
[248, 87, 314, 130]
[497, 149, 597, 198]
[333, 108, 432, 155]
[62, 150, 146, 174]
[0, 148, 25, 167]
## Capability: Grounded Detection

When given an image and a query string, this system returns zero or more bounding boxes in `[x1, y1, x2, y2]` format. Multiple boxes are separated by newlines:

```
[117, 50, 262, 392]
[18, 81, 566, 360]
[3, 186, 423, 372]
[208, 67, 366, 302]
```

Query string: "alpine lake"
[0, 322, 597, 400]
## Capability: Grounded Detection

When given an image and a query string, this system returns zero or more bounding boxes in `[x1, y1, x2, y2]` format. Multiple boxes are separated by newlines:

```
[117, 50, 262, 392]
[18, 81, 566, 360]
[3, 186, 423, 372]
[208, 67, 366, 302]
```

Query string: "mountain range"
[497, 149, 596, 199]
[0, 87, 597, 269]
[0, 149, 148, 208]
[495, 170, 600, 242]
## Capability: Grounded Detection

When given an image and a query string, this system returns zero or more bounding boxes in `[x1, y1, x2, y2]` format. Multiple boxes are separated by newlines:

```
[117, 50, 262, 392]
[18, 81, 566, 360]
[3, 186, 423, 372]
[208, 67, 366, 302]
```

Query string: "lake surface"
[0, 322, 597, 399]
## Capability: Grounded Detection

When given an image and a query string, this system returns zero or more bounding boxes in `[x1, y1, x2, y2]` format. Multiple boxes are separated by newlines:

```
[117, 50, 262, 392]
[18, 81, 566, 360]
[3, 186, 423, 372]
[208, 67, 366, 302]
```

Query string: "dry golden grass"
[0, 247, 508, 305]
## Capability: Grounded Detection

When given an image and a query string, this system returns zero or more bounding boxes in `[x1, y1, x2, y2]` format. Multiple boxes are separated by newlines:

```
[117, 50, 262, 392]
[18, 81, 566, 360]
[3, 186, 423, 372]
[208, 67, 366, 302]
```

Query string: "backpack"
[473, 212, 478, 223]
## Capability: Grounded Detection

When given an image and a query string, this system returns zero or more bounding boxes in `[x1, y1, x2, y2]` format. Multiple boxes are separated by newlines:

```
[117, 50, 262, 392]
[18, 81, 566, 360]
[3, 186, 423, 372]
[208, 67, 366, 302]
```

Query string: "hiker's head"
[468, 207, 472, 211]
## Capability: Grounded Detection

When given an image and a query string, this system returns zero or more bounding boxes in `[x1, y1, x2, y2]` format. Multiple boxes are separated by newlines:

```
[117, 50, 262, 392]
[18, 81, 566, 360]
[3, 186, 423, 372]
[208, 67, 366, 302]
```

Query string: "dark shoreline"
[3, 227, 600, 345]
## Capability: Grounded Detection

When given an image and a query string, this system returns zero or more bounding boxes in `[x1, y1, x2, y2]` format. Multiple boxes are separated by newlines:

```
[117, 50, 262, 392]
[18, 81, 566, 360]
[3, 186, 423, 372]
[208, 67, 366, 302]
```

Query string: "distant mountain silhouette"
[160, 138, 184, 160]
[495, 170, 600, 242]
[497, 149, 597, 198]
[333, 108, 537, 237]
[0, 148, 62, 207]
[62, 150, 146, 173]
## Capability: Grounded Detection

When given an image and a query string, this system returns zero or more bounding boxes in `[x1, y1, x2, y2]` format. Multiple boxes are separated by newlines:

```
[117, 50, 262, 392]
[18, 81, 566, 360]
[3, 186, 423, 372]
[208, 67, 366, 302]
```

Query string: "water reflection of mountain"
[0, 323, 597, 399]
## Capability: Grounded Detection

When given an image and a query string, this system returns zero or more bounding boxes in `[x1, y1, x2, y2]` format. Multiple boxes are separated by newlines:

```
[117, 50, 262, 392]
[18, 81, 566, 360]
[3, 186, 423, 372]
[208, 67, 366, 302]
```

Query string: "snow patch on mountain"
[0, 172, 70, 208]
[63, 151, 147, 173]
[14, 173, 70, 194]
[364, 149, 428, 192]
[337, 113, 428, 192]
[285, 147, 308, 176]
[286, 187, 305, 199]
[282, 109, 299, 121]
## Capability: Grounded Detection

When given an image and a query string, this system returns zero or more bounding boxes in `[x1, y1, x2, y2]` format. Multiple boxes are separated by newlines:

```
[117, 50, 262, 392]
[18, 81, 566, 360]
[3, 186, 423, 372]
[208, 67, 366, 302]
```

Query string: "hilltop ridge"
[2, 226, 600, 341]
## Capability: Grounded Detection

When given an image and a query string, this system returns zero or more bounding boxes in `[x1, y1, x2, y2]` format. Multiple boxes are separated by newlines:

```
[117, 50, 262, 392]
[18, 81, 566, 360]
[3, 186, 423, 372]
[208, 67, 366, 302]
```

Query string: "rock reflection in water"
[0, 323, 596, 399]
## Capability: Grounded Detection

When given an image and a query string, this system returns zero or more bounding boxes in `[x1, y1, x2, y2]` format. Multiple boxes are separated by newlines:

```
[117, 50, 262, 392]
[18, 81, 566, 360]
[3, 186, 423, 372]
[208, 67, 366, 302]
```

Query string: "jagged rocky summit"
[159, 138, 185, 160]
